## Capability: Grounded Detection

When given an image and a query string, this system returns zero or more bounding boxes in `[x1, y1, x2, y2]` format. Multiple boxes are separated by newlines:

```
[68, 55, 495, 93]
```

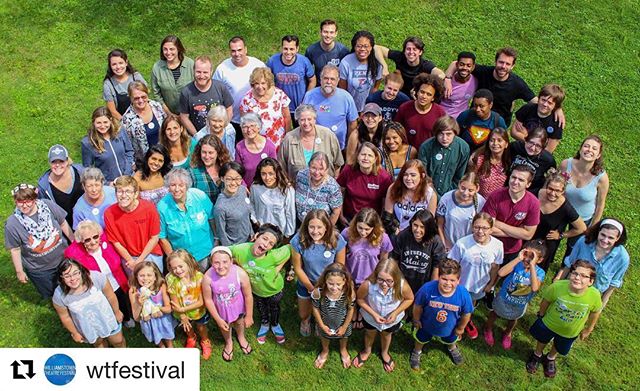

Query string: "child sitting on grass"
[410, 259, 473, 368]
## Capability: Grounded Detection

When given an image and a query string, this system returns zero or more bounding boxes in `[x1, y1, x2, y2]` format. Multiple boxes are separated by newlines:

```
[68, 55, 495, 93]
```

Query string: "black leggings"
[114, 287, 132, 322]
[254, 291, 284, 326]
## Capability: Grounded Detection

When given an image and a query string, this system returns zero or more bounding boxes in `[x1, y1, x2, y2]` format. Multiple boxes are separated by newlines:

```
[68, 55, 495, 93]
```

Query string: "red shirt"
[104, 199, 162, 257]
[481, 187, 540, 254]
[337, 165, 393, 220]
[396, 101, 447, 149]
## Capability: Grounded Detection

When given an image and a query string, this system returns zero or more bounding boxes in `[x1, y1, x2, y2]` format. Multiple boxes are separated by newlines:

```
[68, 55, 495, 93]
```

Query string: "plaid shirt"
[189, 166, 223, 205]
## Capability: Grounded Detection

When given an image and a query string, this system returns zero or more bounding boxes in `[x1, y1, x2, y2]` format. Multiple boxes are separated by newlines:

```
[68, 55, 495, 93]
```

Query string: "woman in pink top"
[470, 127, 511, 198]
[239, 67, 291, 147]
[203, 246, 254, 362]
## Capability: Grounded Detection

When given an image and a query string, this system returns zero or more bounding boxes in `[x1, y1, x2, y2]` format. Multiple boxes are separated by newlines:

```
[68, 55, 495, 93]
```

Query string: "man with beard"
[374, 36, 446, 96]
[302, 65, 358, 150]
[179, 56, 233, 136]
[444, 47, 563, 127]
[440, 51, 478, 119]
[267, 35, 316, 125]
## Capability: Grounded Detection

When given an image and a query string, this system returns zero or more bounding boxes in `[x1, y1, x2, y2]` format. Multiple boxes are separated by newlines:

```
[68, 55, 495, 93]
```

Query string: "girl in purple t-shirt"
[202, 246, 254, 362]
[341, 208, 393, 328]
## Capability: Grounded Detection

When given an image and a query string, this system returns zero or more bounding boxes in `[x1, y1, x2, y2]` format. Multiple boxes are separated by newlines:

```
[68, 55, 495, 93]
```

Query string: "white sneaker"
[124, 319, 136, 328]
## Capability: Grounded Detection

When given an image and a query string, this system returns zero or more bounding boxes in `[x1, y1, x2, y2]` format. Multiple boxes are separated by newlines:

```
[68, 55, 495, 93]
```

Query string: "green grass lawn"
[1, 0, 639, 389]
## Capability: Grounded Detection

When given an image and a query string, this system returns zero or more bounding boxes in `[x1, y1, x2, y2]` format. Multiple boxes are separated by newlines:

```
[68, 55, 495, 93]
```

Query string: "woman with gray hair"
[239, 67, 292, 147]
[72, 167, 117, 229]
[278, 104, 344, 182]
[193, 104, 237, 159]
[157, 168, 215, 271]
[64, 219, 133, 327]
[235, 112, 277, 185]
[294, 151, 343, 225]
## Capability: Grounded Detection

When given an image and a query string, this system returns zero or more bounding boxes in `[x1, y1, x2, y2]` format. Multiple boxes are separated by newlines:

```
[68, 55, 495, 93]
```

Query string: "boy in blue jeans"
[410, 259, 473, 367]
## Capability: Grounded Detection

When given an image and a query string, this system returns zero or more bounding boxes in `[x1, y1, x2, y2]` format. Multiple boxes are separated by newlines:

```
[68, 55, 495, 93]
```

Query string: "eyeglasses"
[376, 278, 394, 286]
[473, 226, 492, 231]
[62, 270, 81, 280]
[355, 44, 371, 50]
[223, 177, 243, 183]
[83, 234, 100, 244]
[116, 189, 135, 196]
[570, 271, 592, 280]
[132, 95, 148, 101]
[15, 199, 35, 206]
[526, 140, 544, 151]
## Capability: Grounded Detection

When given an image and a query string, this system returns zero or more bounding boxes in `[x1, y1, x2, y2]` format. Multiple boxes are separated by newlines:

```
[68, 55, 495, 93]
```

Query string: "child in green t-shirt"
[230, 224, 291, 344]
[526, 260, 602, 378]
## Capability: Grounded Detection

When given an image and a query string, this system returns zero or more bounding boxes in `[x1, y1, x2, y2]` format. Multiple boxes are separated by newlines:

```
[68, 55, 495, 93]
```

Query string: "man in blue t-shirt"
[302, 65, 358, 150]
[267, 35, 316, 123]
[304, 19, 350, 82]
[410, 259, 474, 368]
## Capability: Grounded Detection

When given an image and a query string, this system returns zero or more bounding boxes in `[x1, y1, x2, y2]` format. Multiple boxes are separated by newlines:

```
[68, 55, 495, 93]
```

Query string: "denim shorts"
[296, 281, 313, 299]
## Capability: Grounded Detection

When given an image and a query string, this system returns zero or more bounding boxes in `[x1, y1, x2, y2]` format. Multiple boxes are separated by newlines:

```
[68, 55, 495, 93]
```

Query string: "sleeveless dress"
[139, 288, 177, 345]
[311, 289, 354, 339]
[207, 265, 245, 323]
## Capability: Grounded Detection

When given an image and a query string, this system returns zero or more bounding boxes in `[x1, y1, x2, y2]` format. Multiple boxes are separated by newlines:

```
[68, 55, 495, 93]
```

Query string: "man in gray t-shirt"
[179, 56, 234, 136]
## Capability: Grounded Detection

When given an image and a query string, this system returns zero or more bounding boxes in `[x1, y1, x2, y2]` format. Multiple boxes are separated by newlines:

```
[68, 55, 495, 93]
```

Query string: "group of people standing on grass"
[4, 19, 630, 377]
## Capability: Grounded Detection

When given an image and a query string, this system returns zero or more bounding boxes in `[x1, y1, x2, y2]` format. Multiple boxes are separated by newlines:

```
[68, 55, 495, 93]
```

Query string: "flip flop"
[341, 353, 352, 369]
[352, 351, 369, 368]
[314, 353, 328, 369]
[381, 355, 395, 373]
[239, 342, 253, 355]
[222, 349, 233, 362]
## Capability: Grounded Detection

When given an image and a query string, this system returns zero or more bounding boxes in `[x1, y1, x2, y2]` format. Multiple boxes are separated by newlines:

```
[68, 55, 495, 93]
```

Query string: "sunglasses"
[83, 234, 100, 244]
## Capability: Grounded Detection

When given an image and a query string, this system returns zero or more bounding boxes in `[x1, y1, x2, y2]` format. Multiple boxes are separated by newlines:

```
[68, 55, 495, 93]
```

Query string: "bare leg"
[485, 311, 497, 331]
[504, 319, 518, 335]
[107, 332, 126, 347]
[93, 337, 108, 348]
[315, 337, 330, 369]
[380, 331, 393, 362]
[195, 323, 209, 341]
[164, 339, 174, 348]
[535, 341, 547, 356]
[339, 338, 351, 368]
[232, 320, 251, 353]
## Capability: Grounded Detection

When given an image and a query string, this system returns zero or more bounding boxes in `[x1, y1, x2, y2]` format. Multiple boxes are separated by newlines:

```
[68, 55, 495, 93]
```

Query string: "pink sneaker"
[483, 328, 495, 346]
[502, 333, 512, 350]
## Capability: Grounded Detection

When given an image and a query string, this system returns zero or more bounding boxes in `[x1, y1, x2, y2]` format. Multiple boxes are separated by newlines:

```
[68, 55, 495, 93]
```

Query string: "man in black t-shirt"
[444, 47, 565, 128]
[511, 84, 565, 153]
[375, 36, 445, 96]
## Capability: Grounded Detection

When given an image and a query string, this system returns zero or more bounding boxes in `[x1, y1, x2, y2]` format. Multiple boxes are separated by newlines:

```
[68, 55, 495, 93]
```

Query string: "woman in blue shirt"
[555, 218, 629, 308]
